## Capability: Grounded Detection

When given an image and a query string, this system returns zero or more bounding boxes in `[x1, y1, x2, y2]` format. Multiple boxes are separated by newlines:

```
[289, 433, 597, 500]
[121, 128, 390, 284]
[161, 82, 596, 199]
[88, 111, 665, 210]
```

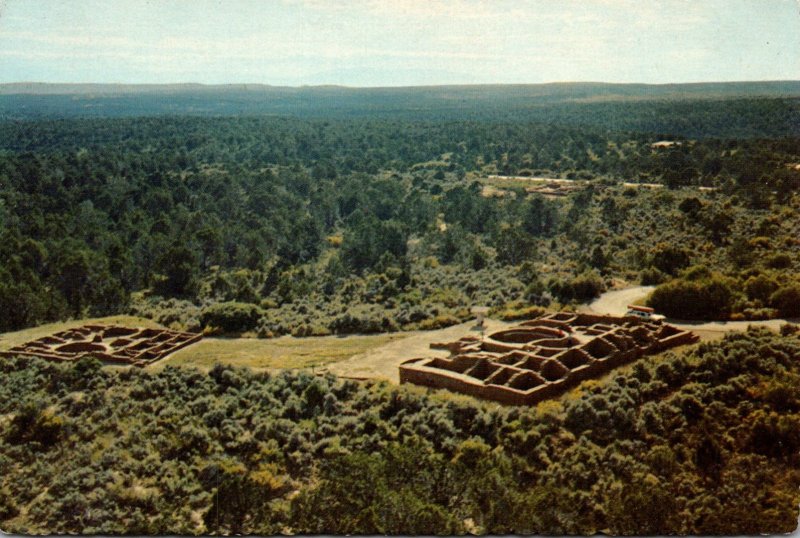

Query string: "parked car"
[625, 304, 666, 322]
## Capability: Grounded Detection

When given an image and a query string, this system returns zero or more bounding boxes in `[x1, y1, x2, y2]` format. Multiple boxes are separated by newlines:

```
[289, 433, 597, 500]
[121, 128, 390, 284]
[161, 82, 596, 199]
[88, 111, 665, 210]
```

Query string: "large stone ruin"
[399, 312, 698, 405]
[0, 324, 202, 367]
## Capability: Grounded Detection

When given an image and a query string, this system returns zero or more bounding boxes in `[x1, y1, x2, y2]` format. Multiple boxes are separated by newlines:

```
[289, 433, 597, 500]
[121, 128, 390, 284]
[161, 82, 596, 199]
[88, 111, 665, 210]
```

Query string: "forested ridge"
[1, 105, 800, 334]
[2, 81, 800, 139]
[1, 328, 799, 534]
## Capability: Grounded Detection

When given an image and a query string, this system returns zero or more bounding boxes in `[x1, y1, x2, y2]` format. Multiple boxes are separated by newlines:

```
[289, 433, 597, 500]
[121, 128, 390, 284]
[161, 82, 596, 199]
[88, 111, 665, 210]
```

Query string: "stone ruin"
[399, 312, 698, 405]
[525, 182, 584, 197]
[0, 325, 202, 367]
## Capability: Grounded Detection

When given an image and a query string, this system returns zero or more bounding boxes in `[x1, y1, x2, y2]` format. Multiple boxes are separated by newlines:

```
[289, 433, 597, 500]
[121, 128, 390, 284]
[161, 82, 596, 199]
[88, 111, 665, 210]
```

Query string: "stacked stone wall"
[400, 312, 698, 405]
[0, 325, 202, 367]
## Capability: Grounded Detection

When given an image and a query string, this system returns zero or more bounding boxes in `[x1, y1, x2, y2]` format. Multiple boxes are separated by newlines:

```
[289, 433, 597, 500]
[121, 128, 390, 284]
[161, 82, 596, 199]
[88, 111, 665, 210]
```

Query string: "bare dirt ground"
[586, 286, 655, 316]
[487, 175, 580, 184]
[325, 318, 513, 383]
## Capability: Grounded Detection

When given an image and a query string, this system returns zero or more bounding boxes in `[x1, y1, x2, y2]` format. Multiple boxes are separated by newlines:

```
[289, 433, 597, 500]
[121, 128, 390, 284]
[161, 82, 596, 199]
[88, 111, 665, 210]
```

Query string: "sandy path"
[325, 318, 513, 383]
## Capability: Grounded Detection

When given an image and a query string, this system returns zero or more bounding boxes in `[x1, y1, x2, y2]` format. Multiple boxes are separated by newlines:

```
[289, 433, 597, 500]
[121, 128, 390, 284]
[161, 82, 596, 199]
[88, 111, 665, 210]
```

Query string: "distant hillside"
[3, 80, 800, 99]
[1, 81, 800, 138]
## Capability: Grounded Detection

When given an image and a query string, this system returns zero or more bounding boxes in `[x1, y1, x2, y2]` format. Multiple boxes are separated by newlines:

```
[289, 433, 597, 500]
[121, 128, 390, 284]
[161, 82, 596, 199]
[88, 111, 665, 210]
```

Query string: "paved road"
[587, 285, 793, 333]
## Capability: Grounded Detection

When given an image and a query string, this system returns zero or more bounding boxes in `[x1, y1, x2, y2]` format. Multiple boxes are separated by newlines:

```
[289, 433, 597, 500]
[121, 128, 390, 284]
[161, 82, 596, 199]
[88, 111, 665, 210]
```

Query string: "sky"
[0, 0, 798, 87]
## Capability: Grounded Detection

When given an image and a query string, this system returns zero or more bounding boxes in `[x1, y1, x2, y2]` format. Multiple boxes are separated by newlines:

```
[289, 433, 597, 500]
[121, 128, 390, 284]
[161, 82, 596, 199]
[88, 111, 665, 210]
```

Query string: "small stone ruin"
[0, 325, 202, 367]
[399, 312, 697, 405]
[525, 182, 583, 197]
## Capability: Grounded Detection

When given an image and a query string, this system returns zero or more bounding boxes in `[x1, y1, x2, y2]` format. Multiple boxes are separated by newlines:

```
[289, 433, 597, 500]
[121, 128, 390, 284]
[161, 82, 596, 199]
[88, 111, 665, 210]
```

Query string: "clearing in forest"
[154, 332, 407, 371]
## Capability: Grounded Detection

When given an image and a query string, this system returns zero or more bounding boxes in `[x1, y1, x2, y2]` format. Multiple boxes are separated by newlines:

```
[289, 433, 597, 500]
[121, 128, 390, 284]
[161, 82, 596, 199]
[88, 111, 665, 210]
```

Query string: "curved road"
[587, 286, 792, 333]
[588, 286, 655, 316]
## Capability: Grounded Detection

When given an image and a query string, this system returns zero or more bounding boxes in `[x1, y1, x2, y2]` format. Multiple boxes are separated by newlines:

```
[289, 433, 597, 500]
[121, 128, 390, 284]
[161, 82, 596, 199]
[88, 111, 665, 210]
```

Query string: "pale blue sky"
[0, 0, 798, 86]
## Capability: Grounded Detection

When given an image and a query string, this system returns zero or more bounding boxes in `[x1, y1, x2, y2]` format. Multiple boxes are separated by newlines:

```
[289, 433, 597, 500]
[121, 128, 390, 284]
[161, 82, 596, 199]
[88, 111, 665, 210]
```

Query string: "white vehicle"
[625, 305, 666, 322]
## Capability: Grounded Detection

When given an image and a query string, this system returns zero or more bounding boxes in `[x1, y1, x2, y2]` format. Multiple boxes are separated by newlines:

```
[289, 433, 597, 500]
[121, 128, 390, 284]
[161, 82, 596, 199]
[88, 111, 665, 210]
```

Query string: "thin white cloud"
[290, 0, 512, 21]
[0, 0, 798, 85]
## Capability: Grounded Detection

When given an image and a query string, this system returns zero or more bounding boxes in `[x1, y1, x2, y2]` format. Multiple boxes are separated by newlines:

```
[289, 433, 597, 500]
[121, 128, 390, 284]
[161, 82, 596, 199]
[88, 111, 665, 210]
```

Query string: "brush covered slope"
[0, 327, 799, 534]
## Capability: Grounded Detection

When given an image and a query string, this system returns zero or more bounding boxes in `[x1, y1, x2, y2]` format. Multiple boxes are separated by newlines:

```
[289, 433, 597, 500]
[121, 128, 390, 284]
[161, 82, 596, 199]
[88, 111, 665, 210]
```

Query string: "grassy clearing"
[0, 315, 164, 351]
[482, 175, 582, 190]
[153, 332, 407, 371]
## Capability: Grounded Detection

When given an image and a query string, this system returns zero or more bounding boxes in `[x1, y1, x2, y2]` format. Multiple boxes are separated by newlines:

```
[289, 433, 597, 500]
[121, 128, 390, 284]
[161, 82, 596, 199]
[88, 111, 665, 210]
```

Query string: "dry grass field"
[153, 332, 407, 372]
[327, 319, 513, 382]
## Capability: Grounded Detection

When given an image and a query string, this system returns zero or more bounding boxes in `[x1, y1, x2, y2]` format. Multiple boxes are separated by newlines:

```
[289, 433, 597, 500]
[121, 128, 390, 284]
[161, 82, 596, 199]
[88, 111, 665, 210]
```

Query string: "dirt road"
[587, 286, 655, 316]
[325, 318, 512, 383]
[586, 285, 793, 336]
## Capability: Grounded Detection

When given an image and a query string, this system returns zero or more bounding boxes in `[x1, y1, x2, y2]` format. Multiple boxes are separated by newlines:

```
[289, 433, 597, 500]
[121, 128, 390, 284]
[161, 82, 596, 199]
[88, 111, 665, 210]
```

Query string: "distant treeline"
[2, 115, 799, 181]
[1, 113, 799, 332]
[1, 82, 800, 138]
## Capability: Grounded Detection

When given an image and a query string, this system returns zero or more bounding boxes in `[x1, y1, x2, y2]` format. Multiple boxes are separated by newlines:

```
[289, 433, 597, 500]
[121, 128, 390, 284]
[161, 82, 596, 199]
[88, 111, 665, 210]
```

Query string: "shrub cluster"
[649, 266, 800, 321]
[199, 302, 265, 334]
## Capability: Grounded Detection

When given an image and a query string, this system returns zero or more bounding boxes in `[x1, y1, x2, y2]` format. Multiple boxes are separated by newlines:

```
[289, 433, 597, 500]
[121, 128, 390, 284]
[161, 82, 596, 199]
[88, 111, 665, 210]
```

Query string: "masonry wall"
[399, 312, 698, 406]
[0, 325, 202, 367]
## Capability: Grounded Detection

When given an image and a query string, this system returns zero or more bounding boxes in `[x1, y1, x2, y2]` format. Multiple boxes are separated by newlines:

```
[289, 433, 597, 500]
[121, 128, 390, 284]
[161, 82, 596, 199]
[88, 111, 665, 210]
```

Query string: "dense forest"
[1, 327, 799, 534]
[1, 96, 800, 333]
[2, 81, 800, 139]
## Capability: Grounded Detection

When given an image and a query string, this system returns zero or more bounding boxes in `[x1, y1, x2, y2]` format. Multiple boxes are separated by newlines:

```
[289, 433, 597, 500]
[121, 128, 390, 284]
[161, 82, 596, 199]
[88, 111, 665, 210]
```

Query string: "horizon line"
[2, 79, 800, 91]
